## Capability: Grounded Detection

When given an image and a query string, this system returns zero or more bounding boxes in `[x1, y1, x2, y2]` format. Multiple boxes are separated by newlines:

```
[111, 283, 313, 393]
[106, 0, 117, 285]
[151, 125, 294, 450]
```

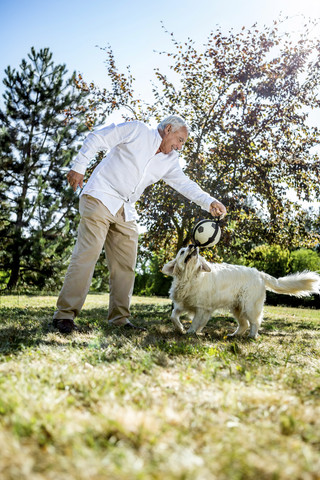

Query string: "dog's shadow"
[67, 304, 309, 342]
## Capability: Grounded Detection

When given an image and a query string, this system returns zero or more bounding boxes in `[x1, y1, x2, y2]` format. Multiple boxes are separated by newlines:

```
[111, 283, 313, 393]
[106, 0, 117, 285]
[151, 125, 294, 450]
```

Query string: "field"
[0, 293, 319, 480]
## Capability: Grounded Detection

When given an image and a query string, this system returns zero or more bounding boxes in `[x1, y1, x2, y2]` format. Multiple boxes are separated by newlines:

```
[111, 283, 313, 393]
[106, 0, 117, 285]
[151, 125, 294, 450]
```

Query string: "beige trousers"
[54, 194, 139, 325]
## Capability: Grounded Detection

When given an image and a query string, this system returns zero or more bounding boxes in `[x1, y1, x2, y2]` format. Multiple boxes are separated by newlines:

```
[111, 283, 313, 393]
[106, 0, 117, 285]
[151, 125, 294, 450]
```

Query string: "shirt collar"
[154, 128, 162, 146]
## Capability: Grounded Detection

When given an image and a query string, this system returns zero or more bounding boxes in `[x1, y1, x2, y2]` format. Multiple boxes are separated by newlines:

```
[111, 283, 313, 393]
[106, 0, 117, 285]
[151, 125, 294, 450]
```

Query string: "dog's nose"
[187, 244, 198, 255]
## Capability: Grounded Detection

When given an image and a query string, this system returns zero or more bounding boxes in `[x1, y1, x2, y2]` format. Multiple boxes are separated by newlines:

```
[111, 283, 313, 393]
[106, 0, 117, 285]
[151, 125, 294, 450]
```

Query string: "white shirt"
[71, 120, 217, 221]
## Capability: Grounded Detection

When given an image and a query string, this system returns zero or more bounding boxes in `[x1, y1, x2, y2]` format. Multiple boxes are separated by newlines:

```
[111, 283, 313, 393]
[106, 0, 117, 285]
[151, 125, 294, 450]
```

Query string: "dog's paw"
[171, 318, 185, 334]
[175, 327, 186, 334]
[227, 331, 245, 338]
[186, 327, 201, 335]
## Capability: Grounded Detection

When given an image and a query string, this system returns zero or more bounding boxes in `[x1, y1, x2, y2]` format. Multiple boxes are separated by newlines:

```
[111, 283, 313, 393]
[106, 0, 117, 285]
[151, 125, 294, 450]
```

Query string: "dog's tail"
[260, 271, 320, 297]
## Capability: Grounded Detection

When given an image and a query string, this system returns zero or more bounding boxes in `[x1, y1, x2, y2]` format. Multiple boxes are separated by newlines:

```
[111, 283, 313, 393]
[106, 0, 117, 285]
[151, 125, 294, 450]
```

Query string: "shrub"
[134, 251, 171, 296]
[290, 248, 320, 273]
[245, 244, 291, 278]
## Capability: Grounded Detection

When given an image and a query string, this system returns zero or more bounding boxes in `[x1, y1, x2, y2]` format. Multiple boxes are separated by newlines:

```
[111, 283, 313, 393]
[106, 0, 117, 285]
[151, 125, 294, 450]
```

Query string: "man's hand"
[209, 200, 227, 219]
[67, 170, 84, 192]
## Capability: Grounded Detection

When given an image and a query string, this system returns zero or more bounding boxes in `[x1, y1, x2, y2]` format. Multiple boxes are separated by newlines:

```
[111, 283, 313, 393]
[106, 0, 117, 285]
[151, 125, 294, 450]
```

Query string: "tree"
[72, 18, 320, 262]
[0, 47, 89, 290]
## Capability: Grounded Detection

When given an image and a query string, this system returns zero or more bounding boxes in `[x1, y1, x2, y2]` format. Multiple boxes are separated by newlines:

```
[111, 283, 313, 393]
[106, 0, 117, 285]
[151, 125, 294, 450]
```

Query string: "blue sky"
[1, 0, 320, 103]
[1, 0, 319, 210]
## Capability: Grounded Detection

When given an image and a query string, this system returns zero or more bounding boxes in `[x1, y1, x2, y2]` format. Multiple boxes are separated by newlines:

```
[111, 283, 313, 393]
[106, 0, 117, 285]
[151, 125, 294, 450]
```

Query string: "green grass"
[0, 293, 319, 479]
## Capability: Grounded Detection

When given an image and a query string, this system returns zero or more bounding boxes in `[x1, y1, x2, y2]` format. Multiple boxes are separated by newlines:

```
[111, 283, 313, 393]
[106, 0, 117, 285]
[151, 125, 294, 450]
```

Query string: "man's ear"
[162, 259, 176, 276]
[199, 257, 211, 272]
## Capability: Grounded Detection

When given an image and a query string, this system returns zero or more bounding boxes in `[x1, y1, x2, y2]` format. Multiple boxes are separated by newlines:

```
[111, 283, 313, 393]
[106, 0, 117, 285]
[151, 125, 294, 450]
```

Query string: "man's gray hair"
[158, 115, 189, 133]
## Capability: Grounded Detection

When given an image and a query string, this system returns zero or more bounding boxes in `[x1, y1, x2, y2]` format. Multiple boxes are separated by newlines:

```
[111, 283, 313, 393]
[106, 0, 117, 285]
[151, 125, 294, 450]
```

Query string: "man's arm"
[163, 162, 227, 218]
[66, 121, 139, 191]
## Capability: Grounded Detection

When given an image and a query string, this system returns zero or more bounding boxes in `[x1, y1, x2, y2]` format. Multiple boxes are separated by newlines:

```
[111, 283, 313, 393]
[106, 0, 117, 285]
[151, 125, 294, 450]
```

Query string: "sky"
[1, 0, 320, 211]
[1, 0, 320, 103]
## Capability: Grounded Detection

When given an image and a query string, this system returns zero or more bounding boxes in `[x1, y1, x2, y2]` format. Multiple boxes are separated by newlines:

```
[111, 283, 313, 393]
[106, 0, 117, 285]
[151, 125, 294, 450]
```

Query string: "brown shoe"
[53, 318, 78, 334]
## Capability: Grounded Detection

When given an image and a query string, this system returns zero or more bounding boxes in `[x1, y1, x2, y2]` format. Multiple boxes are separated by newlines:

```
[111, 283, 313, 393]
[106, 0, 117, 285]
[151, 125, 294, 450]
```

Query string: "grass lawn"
[0, 293, 319, 479]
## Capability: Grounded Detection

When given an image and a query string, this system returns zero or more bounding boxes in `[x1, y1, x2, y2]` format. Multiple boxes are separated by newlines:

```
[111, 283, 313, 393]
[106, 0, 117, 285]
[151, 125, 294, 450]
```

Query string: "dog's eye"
[180, 250, 185, 255]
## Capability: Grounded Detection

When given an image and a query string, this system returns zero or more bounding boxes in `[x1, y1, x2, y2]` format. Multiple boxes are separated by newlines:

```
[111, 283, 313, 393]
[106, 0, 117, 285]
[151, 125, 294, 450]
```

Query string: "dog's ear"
[199, 257, 211, 272]
[162, 260, 176, 276]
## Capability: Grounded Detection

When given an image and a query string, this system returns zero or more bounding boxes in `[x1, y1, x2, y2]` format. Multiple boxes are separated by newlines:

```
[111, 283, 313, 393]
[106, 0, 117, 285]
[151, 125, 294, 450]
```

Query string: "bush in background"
[134, 251, 171, 297]
[290, 248, 320, 273]
[242, 245, 320, 308]
[245, 244, 291, 278]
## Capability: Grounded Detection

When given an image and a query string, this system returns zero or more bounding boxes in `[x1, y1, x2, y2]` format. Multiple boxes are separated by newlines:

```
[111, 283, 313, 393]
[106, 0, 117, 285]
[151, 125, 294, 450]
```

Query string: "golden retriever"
[162, 245, 320, 338]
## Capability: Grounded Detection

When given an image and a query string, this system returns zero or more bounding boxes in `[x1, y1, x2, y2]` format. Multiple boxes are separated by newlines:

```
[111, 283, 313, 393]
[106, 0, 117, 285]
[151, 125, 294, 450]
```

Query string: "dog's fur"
[162, 245, 320, 338]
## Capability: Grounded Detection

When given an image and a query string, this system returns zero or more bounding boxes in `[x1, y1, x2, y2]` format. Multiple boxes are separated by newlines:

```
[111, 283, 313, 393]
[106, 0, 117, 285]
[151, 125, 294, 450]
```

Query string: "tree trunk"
[7, 252, 21, 289]
[7, 195, 25, 290]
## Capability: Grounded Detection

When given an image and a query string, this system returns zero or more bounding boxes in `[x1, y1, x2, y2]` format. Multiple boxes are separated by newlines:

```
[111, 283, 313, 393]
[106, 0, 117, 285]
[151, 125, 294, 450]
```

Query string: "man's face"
[158, 125, 188, 154]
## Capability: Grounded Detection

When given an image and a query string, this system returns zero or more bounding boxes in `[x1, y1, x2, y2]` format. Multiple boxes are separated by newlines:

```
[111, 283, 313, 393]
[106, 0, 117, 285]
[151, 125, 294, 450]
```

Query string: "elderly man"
[53, 115, 226, 333]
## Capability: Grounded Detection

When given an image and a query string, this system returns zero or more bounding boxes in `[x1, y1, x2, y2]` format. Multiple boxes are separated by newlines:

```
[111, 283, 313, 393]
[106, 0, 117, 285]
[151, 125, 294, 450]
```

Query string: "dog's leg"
[187, 309, 211, 334]
[228, 307, 249, 337]
[249, 323, 259, 339]
[246, 300, 264, 339]
[227, 319, 249, 337]
[247, 312, 263, 339]
[171, 305, 186, 333]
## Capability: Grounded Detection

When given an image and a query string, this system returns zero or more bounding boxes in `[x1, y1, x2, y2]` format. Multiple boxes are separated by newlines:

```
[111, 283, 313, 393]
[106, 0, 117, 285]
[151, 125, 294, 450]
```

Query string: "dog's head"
[162, 245, 211, 278]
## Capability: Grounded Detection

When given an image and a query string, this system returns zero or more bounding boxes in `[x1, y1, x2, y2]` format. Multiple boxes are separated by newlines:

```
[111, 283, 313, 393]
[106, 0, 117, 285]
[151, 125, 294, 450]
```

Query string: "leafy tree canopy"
[70, 17, 320, 261]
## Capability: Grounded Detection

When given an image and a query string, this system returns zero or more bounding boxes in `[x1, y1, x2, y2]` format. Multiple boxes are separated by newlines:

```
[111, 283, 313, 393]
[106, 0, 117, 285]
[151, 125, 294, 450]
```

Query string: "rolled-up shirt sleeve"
[71, 121, 139, 175]
[163, 162, 217, 212]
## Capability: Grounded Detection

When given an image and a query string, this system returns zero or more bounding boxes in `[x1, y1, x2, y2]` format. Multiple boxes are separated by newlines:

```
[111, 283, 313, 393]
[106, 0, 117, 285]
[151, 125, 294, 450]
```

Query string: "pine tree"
[0, 47, 88, 290]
